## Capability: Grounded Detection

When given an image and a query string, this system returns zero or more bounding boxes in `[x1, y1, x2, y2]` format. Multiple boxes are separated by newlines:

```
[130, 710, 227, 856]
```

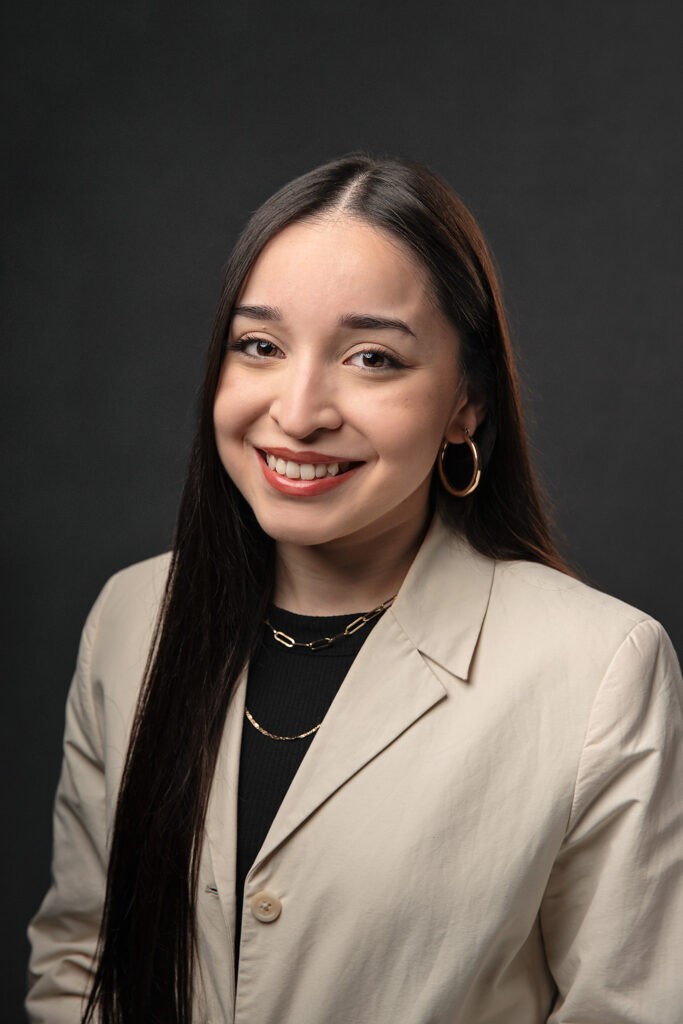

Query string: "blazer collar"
[390, 513, 495, 681]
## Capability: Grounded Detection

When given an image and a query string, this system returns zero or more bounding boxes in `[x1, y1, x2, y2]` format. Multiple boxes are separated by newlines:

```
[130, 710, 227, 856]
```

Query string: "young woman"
[27, 154, 683, 1024]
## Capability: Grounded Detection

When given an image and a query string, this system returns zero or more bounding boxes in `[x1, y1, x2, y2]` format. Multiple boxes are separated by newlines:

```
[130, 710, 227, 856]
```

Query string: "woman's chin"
[254, 513, 353, 549]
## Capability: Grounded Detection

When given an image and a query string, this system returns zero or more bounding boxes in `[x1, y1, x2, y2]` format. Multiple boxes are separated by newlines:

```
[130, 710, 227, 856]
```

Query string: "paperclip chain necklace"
[244, 595, 396, 741]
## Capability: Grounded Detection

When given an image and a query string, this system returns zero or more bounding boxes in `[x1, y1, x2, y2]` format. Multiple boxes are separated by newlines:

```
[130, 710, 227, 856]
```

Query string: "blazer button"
[250, 891, 282, 923]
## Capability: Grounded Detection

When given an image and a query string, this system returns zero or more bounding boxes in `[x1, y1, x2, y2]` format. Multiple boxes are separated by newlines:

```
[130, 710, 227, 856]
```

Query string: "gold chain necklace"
[244, 707, 322, 742]
[264, 595, 396, 650]
[244, 595, 396, 741]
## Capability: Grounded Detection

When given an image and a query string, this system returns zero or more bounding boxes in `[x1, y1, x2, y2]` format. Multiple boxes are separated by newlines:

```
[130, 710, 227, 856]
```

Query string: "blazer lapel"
[250, 515, 495, 873]
[391, 514, 495, 680]
[249, 610, 446, 873]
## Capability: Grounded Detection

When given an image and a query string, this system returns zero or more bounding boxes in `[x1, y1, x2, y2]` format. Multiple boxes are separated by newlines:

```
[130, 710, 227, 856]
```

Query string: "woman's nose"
[269, 363, 343, 438]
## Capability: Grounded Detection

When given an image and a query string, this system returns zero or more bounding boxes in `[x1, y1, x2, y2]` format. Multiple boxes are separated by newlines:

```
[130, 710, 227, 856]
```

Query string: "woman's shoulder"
[58, 553, 174, 775]
[494, 556, 649, 631]
[80, 552, 173, 681]
[427, 516, 651, 624]
[97, 550, 173, 611]
[418, 517, 677, 676]
[494, 556, 676, 672]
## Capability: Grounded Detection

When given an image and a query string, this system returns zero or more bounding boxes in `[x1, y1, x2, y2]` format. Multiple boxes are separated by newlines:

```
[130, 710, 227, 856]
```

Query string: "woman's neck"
[273, 512, 431, 615]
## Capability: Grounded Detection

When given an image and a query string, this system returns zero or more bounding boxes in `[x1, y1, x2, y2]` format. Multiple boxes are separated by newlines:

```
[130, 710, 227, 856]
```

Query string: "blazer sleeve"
[540, 617, 683, 1024]
[26, 579, 115, 1023]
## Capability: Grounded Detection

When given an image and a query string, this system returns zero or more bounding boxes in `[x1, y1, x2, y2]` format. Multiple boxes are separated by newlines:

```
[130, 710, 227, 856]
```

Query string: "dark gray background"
[3, 0, 681, 1017]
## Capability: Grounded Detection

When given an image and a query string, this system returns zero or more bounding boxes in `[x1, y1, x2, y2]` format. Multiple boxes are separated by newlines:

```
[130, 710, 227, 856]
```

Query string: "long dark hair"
[84, 153, 569, 1022]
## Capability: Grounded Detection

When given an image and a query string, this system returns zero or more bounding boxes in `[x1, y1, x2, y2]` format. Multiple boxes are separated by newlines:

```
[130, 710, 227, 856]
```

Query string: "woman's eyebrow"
[232, 305, 416, 339]
[338, 313, 416, 338]
[232, 304, 283, 321]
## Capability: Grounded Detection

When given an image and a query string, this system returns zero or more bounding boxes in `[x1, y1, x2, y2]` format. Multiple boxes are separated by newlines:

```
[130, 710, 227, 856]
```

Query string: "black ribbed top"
[235, 604, 385, 974]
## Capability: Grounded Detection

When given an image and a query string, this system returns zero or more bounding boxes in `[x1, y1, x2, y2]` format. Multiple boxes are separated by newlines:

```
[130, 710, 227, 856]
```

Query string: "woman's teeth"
[265, 454, 350, 479]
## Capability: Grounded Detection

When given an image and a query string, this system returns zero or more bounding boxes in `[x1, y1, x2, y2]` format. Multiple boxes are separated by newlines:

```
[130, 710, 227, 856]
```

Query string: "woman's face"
[213, 214, 478, 551]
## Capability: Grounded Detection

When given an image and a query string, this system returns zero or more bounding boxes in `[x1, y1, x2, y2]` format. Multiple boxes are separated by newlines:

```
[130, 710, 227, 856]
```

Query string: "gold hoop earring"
[437, 428, 481, 497]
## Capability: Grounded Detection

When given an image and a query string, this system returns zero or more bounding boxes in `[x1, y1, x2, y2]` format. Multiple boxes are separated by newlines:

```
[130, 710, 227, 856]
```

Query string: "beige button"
[250, 890, 282, 923]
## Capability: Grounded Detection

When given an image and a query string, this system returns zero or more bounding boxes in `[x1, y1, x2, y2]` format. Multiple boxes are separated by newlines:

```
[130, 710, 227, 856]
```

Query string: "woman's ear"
[444, 388, 487, 444]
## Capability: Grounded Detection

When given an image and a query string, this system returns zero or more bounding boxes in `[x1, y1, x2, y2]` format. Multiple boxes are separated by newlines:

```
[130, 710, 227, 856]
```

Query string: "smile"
[256, 448, 364, 496]
[265, 454, 352, 479]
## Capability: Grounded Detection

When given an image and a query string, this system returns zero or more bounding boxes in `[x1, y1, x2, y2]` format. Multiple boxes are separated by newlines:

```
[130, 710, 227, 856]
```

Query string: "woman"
[27, 154, 683, 1023]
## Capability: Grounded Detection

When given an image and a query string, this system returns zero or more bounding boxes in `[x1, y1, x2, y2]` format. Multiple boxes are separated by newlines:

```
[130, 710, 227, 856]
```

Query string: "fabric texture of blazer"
[26, 515, 683, 1023]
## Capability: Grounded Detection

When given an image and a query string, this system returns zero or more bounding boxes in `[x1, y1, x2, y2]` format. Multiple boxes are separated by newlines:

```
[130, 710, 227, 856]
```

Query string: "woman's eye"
[346, 349, 403, 371]
[229, 336, 283, 359]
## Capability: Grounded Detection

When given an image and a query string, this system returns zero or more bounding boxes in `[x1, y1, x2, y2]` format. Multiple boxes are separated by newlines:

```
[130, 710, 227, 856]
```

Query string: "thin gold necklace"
[244, 595, 396, 741]
[244, 707, 322, 742]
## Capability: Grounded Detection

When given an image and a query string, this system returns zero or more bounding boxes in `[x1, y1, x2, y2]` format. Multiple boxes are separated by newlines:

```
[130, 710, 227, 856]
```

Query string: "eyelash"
[226, 336, 283, 358]
[227, 336, 406, 371]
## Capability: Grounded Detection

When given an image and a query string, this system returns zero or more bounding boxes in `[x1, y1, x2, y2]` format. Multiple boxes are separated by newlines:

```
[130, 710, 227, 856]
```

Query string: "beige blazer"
[26, 516, 683, 1023]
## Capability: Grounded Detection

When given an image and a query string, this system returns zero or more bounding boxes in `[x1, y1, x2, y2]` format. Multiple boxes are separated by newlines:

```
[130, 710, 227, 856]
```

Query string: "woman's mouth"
[256, 448, 364, 495]
[263, 453, 355, 480]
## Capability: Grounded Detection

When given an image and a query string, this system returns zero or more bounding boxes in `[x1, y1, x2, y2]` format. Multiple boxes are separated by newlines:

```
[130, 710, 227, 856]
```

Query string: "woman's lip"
[257, 446, 363, 466]
[257, 453, 362, 496]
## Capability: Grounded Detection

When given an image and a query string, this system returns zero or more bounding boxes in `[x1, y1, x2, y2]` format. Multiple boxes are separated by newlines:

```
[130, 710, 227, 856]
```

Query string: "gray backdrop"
[3, 1, 681, 1017]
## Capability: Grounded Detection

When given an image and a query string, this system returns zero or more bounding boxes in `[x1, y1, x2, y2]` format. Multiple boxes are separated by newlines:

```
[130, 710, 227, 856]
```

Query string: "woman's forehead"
[237, 215, 434, 326]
